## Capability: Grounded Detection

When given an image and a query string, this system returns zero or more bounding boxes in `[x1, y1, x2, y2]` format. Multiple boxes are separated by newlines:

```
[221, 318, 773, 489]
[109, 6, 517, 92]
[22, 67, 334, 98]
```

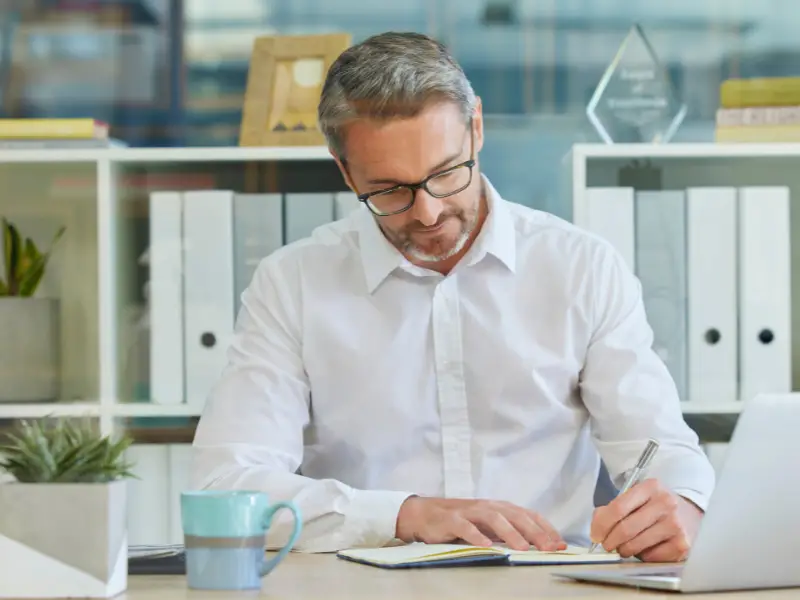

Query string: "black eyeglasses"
[357, 159, 476, 216]
[354, 119, 476, 217]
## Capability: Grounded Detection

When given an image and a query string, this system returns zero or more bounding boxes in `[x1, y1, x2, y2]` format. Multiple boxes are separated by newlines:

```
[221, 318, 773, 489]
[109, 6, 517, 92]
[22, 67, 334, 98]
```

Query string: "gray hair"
[318, 31, 477, 160]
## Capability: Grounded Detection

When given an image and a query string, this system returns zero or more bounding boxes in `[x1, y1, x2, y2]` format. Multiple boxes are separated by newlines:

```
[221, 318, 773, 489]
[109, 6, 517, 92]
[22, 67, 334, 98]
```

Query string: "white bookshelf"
[7, 141, 799, 428]
[568, 142, 800, 417]
[0, 145, 341, 437]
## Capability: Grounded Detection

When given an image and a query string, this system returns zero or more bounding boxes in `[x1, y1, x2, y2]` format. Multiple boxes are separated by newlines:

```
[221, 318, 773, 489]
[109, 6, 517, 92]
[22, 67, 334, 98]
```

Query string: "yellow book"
[720, 77, 800, 108]
[336, 543, 620, 569]
[715, 124, 800, 142]
[0, 118, 108, 139]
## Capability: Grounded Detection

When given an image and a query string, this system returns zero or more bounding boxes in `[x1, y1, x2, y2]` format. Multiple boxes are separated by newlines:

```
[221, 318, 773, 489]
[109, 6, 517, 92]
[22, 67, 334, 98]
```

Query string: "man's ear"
[472, 96, 485, 154]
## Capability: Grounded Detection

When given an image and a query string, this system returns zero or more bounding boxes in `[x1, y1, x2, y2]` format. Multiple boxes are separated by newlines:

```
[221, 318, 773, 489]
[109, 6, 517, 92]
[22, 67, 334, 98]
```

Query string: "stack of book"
[715, 77, 800, 143]
[0, 118, 126, 148]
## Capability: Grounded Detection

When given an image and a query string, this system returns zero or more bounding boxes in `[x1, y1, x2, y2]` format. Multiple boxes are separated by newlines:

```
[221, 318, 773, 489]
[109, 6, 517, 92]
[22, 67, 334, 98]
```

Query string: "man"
[191, 31, 715, 562]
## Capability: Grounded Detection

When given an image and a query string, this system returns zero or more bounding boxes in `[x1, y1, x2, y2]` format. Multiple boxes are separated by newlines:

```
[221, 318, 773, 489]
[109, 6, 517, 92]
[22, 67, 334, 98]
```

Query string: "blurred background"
[1, 0, 792, 218]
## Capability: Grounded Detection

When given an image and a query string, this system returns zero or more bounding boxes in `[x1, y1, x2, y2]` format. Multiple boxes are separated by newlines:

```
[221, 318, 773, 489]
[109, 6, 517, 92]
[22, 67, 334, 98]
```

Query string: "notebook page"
[505, 546, 620, 564]
[338, 543, 503, 565]
[504, 544, 593, 555]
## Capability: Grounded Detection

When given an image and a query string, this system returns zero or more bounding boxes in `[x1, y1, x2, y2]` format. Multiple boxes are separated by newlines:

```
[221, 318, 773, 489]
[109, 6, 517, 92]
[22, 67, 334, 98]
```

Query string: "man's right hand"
[394, 496, 567, 552]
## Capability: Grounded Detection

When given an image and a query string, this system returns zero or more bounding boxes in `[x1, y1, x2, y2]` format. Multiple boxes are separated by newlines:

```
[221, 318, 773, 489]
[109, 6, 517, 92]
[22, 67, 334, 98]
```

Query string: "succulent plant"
[1, 217, 65, 297]
[0, 418, 136, 483]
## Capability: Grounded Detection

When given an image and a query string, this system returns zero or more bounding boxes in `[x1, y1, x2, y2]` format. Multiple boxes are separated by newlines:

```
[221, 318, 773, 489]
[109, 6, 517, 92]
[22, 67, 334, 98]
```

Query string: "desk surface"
[121, 553, 799, 599]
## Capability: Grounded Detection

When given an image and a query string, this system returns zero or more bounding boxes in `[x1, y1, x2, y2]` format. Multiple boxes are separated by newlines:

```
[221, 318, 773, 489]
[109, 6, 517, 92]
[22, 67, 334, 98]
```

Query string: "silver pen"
[589, 439, 660, 553]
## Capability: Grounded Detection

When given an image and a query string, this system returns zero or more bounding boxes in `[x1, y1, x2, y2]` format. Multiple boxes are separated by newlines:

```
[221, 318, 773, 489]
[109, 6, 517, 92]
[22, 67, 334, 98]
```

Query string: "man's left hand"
[590, 478, 703, 562]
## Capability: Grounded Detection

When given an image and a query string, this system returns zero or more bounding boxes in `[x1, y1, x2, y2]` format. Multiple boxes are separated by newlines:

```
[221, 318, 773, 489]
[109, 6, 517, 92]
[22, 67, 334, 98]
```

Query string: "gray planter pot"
[0, 480, 128, 598]
[0, 297, 60, 402]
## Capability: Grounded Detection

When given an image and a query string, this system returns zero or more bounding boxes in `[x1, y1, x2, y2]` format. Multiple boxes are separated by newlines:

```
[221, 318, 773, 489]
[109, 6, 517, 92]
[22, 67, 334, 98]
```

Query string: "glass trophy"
[586, 24, 686, 144]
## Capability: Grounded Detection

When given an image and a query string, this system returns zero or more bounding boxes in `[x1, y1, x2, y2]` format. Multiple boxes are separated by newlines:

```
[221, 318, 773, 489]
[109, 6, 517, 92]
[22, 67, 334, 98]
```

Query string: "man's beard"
[383, 200, 480, 263]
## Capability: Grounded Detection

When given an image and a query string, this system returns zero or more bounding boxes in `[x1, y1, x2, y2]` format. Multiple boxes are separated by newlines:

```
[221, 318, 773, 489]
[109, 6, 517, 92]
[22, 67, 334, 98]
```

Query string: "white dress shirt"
[191, 175, 715, 552]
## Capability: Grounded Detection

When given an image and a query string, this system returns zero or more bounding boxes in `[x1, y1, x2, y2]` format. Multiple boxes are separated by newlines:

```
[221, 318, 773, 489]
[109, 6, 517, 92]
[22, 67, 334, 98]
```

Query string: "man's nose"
[410, 189, 444, 226]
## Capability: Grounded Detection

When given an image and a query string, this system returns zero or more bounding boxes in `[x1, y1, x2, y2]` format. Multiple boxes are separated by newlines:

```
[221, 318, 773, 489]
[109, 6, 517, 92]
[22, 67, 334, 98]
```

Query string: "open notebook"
[337, 543, 621, 569]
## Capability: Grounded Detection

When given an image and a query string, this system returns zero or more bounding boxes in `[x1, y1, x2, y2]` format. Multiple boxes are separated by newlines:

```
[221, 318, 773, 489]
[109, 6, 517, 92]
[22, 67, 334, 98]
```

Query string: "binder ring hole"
[758, 329, 774, 345]
[201, 332, 217, 348]
[704, 329, 721, 345]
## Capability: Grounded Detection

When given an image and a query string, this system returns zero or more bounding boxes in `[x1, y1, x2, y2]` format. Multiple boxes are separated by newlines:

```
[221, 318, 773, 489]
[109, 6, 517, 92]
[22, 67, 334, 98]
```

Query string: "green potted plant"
[0, 217, 65, 402]
[0, 418, 135, 598]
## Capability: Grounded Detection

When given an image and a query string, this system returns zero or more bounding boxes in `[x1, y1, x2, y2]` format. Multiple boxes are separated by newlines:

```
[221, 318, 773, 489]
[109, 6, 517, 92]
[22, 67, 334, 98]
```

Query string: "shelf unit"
[4, 141, 795, 448]
[0, 145, 342, 440]
[568, 142, 800, 421]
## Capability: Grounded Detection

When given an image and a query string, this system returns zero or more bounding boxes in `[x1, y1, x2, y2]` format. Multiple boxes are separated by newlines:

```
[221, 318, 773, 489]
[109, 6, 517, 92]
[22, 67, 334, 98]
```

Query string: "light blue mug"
[180, 490, 302, 590]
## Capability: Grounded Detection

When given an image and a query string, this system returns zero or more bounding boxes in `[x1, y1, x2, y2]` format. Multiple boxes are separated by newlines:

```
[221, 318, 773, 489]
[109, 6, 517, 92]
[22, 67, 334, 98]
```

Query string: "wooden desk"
[119, 554, 799, 599]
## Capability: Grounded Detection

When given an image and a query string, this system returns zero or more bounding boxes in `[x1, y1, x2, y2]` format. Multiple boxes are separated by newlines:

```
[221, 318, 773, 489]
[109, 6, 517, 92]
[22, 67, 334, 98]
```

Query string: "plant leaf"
[53, 444, 93, 482]
[1, 427, 50, 482]
[49, 225, 66, 248]
[105, 435, 133, 466]
[0, 417, 135, 483]
[0, 277, 6, 296]
[2, 218, 21, 295]
[18, 237, 39, 276]
[25, 236, 41, 261]
[17, 226, 65, 297]
[17, 255, 46, 297]
[1, 218, 9, 278]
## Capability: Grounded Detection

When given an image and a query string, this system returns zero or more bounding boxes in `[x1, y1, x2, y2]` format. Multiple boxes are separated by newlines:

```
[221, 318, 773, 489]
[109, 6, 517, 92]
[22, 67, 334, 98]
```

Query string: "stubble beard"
[385, 190, 482, 264]
[404, 216, 474, 263]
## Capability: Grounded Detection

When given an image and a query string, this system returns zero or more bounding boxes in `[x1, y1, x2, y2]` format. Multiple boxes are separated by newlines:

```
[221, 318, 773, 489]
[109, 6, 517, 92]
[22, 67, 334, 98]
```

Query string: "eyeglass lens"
[367, 166, 472, 214]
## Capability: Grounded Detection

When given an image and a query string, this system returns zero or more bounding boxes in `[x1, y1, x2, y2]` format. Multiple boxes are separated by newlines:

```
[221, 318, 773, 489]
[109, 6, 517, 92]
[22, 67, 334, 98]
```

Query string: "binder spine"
[686, 187, 738, 404]
[737, 186, 792, 402]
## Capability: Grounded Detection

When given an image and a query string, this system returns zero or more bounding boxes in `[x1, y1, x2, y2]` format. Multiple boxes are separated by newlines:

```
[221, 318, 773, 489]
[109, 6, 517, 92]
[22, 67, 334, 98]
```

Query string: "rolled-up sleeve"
[578, 241, 716, 511]
[191, 255, 413, 552]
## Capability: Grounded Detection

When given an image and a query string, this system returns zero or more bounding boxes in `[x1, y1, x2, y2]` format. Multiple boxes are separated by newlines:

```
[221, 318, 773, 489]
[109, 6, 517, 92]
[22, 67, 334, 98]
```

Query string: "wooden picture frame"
[239, 33, 352, 147]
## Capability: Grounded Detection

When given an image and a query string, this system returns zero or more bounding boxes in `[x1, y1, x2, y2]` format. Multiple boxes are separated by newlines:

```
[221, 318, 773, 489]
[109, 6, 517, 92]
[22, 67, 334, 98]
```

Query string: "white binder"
[284, 193, 336, 243]
[738, 186, 792, 402]
[583, 187, 635, 269]
[148, 191, 184, 405]
[686, 187, 738, 404]
[635, 190, 688, 401]
[233, 193, 283, 316]
[182, 190, 235, 409]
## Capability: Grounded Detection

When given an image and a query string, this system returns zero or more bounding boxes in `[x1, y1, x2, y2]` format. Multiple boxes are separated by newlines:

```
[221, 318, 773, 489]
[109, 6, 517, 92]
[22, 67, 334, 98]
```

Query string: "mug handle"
[259, 501, 303, 576]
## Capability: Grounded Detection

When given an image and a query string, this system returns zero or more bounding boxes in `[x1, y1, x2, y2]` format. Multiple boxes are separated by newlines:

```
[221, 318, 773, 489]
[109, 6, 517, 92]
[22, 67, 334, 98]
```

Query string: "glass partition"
[3, 1, 797, 217]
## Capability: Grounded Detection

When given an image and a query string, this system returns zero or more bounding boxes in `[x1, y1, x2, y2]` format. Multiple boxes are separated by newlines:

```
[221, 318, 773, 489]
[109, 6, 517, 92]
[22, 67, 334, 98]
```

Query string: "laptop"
[554, 392, 800, 593]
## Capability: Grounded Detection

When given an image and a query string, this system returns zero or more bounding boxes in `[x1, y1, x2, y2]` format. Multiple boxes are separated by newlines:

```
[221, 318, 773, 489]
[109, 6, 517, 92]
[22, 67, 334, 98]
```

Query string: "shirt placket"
[432, 274, 474, 498]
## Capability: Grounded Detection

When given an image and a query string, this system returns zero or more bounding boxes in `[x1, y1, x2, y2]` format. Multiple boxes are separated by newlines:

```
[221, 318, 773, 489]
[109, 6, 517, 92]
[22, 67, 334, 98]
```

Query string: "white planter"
[0, 297, 60, 402]
[0, 480, 127, 598]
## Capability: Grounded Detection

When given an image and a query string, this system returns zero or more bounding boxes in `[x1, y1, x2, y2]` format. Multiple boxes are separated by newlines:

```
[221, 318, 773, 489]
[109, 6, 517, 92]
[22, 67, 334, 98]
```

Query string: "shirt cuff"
[673, 488, 710, 513]
[346, 489, 416, 548]
[293, 488, 416, 553]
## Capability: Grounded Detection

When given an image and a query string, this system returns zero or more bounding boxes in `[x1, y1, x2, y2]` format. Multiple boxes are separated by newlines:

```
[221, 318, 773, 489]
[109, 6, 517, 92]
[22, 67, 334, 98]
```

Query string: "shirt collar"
[357, 174, 517, 294]
[356, 202, 407, 294]
[463, 175, 517, 273]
